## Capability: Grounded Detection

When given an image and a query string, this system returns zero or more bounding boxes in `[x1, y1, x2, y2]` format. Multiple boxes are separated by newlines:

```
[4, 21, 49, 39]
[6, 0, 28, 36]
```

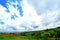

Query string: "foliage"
[0, 27, 60, 40]
[20, 27, 60, 40]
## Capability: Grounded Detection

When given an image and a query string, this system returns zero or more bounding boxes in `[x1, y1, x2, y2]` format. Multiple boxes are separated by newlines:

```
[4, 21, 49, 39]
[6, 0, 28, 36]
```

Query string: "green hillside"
[0, 27, 60, 40]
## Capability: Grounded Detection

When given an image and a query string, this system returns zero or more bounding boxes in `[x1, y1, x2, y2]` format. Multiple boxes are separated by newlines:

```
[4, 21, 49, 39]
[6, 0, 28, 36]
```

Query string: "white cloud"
[0, 0, 60, 32]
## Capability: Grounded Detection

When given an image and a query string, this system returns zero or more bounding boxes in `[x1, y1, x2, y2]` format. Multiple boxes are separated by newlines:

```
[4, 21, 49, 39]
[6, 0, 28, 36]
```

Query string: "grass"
[0, 27, 60, 40]
[0, 33, 37, 40]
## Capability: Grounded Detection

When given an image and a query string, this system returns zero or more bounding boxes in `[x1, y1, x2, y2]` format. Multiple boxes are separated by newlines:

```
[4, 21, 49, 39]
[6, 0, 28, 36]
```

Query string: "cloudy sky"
[0, 0, 60, 32]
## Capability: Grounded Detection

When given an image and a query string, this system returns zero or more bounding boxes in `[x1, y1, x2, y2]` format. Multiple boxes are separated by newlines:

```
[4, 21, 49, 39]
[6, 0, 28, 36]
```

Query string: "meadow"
[0, 27, 60, 40]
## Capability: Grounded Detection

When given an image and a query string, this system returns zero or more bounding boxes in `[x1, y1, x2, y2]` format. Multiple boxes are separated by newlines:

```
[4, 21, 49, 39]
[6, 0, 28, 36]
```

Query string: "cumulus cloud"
[0, 0, 60, 32]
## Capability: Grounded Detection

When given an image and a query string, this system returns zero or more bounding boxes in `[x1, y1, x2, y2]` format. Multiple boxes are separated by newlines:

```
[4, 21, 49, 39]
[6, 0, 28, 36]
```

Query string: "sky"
[0, 0, 60, 32]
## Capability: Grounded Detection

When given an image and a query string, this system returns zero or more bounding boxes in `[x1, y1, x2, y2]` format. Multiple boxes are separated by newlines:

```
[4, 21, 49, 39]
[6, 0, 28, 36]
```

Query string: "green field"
[0, 27, 60, 40]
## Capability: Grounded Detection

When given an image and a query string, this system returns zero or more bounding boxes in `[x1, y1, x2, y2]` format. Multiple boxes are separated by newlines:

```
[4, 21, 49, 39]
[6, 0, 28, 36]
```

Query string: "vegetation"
[0, 27, 60, 40]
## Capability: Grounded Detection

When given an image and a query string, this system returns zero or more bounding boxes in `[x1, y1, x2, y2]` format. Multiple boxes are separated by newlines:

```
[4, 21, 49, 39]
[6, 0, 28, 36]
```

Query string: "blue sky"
[0, 0, 23, 16]
[0, 0, 7, 8]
